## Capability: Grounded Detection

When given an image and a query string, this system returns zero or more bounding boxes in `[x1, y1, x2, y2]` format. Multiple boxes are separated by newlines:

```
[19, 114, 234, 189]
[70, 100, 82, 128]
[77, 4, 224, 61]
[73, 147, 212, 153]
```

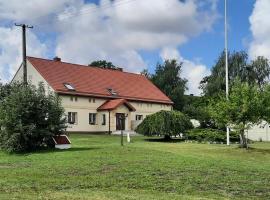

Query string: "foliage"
[151, 60, 187, 111]
[0, 82, 66, 153]
[183, 95, 218, 129]
[89, 60, 122, 71]
[186, 128, 239, 143]
[135, 110, 193, 138]
[208, 81, 270, 148]
[200, 51, 270, 96]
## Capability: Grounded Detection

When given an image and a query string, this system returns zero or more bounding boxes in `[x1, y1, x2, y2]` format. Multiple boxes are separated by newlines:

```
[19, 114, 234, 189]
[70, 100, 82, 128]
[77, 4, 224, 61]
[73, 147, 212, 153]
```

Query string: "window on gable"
[64, 83, 75, 90]
[68, 112, 77, 124]
[89, 113, 97, 125]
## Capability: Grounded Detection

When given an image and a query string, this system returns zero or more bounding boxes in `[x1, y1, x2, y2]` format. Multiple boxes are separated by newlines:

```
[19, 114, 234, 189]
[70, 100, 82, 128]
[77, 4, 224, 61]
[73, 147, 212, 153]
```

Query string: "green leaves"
[135, 110, 193, 138]
[151, 60, 187, 111]
[0, 82, 66, 153]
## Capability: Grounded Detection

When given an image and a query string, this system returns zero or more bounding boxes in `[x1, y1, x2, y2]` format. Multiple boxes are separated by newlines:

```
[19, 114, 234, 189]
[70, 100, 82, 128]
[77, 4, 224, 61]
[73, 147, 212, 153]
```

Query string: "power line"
[28, 0, 136, 28]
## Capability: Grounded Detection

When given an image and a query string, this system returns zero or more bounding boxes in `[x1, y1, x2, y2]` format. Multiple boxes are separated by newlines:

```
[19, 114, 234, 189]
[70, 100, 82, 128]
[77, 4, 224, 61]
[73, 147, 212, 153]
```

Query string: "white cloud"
[54, 0, 218, 72]
[160, 47, 210, 96]
[0, 0, 217, 81]
[0, 27, 47, 82]
[249, 0, 270, 60]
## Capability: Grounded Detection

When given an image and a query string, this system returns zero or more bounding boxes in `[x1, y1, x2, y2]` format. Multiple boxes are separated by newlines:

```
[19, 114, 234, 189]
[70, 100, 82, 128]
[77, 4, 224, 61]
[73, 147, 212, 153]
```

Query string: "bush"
[0, 83, 66, 153]
[135, 110, 193, 138]
[186, 128, 240, 143]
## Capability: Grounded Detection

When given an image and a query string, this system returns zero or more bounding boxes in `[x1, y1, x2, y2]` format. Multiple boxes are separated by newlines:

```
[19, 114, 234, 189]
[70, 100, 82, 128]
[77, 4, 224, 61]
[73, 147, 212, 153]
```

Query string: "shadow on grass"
[246, 147, 270, 154]
[145, 138, 185, 143]
[15, 147, 100, 156]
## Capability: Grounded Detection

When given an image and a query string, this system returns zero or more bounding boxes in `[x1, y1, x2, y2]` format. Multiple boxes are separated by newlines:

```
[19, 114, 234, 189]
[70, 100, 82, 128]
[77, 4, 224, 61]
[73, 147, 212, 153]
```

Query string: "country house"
[12, 57, 173, 134]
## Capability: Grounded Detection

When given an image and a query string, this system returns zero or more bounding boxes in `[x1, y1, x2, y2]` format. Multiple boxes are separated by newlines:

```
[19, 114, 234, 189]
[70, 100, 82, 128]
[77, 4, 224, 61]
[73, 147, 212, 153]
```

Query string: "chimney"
[53, 56, 61, 62]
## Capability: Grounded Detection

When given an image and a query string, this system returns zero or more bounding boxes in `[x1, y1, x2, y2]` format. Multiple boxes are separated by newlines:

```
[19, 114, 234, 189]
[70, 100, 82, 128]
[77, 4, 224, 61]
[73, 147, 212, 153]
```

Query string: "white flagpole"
[225, 0, 230, 146]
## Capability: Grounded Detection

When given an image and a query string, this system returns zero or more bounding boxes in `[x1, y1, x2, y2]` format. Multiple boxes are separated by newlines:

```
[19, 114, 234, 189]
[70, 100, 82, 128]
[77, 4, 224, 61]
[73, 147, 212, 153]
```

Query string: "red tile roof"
[27, 57, 173, 104]
[97, 99, 136, 111]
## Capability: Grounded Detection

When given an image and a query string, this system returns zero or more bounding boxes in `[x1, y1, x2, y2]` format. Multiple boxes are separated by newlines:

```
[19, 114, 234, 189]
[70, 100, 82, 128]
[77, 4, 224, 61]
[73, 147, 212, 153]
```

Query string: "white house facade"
[12, 57, 173, 134]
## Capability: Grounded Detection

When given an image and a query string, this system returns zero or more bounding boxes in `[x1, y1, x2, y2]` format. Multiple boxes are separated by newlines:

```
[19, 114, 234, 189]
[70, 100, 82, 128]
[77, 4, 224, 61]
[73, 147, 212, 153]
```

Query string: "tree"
[0, 83, 66, 153]
[89, 60, 122, 71]
[135, 110, 193, 139]
[208, 81, 270, 148]
[200, 51, 270, 96]
[140, 69, 151, 79]
[151, 60, 187, 111]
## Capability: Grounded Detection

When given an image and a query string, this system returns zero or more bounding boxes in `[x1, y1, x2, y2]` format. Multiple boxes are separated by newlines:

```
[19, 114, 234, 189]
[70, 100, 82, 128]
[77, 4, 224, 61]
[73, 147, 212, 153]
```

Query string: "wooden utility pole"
[15, 23, 33, 84]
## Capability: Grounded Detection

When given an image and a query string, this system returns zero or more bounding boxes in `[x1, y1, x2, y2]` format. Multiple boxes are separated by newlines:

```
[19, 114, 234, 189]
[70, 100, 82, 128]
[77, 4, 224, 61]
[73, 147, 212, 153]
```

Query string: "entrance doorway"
[116, 113, 125, 130]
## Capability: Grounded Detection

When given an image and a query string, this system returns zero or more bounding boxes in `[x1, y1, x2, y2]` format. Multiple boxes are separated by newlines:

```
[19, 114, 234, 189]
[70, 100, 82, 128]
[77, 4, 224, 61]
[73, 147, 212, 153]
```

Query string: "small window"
[89, 98, 92, 103]
[136, 115, 143, 121]
[89, 113, 97, 125]
[107, 88, 118, 96]
[75, 97, 78, 102]
[70, 96, 73, 101]
[93, 98, 95, 103]
[102, 114, 106, 125]
[64, 83, 75, 90]
[68, 112, 77, 124]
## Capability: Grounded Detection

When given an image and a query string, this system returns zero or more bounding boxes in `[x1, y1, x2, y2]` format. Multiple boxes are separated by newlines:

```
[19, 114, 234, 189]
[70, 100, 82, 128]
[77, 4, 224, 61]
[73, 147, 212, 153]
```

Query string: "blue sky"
[0, 0, 269, 95]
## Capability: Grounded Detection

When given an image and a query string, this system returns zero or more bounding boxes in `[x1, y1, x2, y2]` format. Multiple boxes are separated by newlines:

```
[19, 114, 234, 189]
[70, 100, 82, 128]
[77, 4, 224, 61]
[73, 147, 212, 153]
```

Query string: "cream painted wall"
[12, 60, 53, 94]
[246, 121, 270, 141]
[12, 59, 173, 133]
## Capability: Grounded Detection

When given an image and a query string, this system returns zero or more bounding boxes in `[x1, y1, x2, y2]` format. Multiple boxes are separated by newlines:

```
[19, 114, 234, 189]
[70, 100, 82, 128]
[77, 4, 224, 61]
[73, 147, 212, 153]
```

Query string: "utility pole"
[15, 23, 33, 84]
[224, 0, 230, 146]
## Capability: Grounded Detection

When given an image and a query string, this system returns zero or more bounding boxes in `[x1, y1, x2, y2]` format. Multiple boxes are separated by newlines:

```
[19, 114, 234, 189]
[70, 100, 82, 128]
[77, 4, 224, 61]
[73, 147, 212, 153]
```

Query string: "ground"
[0, 135, 269, 200]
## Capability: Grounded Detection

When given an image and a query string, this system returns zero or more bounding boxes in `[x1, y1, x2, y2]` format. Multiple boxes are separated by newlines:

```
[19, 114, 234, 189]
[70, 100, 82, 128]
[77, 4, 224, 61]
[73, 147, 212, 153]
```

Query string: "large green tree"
[151, 60, 187, 111]
[135, 110, 193, 139]
[0, 83, 66, 153]
[89, 60, 122, 71]
[200, 51, 270, 96]
[208, 81, 270, 148]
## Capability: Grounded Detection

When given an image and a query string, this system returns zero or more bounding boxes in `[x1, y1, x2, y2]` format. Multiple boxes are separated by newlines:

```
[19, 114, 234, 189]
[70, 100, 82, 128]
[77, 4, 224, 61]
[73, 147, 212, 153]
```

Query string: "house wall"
[61, 95, 172, 133]
[246, 121, 270, 141]
[12, 60, 53, 94]
[12, 60, 173, 133]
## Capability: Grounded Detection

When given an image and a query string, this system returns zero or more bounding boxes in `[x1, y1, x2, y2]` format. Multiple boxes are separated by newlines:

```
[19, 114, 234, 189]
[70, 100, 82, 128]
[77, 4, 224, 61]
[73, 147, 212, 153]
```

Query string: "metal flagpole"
[225, 0, 230, 146]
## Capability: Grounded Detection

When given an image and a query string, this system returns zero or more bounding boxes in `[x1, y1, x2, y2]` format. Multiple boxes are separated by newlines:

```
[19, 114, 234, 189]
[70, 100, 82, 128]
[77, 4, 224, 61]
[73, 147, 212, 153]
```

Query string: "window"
[68, 112, 77, 124]
[89, 113, 97, 125]
[136, 115, 143, 121]
[70, 96, 73, 101]
[75, 97, 78, 102]
[107, 88, 118, 96]
[89, 98, 95, 103]
[64, 83, 75, 90]
[102, 114, 106, 125]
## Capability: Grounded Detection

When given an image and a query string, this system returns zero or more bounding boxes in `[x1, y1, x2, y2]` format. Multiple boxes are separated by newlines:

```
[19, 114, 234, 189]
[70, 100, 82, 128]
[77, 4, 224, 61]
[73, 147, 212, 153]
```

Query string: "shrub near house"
[0, 83, 66, 153]
[136, 110, 193, 139]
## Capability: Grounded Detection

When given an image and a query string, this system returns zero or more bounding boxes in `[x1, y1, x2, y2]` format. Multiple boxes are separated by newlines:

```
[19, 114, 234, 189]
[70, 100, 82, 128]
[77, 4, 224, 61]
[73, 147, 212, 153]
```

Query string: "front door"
[116, 113, 125, 130]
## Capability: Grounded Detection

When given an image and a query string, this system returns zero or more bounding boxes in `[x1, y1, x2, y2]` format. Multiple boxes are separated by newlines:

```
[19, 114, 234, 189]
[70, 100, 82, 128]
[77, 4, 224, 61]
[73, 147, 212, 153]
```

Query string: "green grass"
[0, 134, 270, 200]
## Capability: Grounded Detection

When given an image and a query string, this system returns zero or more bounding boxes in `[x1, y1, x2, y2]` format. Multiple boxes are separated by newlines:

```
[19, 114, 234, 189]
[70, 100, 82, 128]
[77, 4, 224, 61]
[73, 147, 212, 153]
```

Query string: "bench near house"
[12, 57, 173, 134]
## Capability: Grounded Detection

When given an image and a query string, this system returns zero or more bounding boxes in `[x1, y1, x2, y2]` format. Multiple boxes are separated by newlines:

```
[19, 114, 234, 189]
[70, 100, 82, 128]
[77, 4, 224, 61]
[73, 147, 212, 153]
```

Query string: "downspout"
[109, 110, 111, 134]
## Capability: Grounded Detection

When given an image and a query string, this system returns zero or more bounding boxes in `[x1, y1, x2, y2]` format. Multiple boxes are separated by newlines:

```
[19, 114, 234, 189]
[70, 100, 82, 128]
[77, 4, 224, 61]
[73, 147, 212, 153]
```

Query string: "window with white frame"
[136, 115, 143, 121]
[89, 113, 97, 125]
[67, 112, 77, 124]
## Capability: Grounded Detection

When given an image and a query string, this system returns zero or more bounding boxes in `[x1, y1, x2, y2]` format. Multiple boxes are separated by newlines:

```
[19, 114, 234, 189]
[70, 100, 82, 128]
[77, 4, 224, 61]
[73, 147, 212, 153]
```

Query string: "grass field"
[0, 134, 269, 200]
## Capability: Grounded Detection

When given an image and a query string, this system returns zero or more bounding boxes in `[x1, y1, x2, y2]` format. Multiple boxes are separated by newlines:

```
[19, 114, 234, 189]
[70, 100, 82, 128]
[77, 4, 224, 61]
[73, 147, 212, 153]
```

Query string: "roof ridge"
[27, 56, 145, 76]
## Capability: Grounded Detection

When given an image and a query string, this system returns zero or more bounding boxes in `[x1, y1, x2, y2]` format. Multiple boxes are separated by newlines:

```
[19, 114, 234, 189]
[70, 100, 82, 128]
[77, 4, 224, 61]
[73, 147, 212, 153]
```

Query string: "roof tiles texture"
[27, 57, 173, 104]
[97, 99, 136, 111]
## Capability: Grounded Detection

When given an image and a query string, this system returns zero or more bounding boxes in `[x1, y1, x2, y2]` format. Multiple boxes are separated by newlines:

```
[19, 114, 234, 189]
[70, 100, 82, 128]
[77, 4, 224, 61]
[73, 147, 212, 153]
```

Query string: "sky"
[0, 0, 269, 95]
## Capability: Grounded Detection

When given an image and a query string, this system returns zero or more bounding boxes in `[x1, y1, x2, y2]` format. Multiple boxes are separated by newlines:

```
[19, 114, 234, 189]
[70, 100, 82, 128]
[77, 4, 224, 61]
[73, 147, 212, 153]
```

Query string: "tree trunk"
[239, 129, 248, 149]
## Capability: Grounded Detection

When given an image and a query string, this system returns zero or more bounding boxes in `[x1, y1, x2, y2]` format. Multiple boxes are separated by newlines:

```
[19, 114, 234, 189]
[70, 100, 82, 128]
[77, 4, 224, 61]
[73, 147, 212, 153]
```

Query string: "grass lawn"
[0, 134, 269, 200]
